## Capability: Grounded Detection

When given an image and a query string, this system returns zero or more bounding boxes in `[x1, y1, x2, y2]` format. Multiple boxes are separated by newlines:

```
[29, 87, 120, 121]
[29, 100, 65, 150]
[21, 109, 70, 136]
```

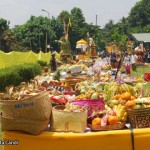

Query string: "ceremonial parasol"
[76, 39, 88, 51]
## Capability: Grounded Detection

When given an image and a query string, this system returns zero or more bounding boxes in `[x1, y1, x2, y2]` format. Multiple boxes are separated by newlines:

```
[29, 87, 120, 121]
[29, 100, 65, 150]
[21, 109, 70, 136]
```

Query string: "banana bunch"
[105, 104, 127, 122]
[104, 82, 135, 101]
[113, 104, 127, 122]
[120, 84, 132, 93]
[105, 104, 112, 113]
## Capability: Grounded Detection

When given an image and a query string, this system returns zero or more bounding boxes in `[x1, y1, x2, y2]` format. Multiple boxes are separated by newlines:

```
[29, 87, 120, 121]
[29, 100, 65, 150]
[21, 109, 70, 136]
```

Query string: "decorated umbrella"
[76, 39, 88, 52]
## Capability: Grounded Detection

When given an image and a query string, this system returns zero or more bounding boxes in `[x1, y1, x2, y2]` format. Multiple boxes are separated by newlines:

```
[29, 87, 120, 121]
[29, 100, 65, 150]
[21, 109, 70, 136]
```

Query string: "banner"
[0, 51, 60, 69]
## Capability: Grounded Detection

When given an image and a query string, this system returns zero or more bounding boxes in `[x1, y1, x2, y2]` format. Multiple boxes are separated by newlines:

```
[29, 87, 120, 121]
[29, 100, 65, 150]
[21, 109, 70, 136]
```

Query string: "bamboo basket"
[127, 107, 150, 128]
[0, 91, 52, 120]
[64, 77, 84, 90]
[51, 105, 88, 133]
[1, 116, 50, 135]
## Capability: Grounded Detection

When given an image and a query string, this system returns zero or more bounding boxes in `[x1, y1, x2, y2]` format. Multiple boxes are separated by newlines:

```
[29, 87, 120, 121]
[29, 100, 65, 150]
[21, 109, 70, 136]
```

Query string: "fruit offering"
[105, 104, 127, 122]
[88, 104, 127, 128]
[125, 97, 150, 109]
[64, 102, 86, 112]
[75, 90, 103, 100]
[0, 82, 45, 100]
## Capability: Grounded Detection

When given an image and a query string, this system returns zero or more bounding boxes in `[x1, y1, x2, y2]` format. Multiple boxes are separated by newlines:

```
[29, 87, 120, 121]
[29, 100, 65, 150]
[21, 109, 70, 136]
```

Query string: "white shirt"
[105, 56, 111, 64]
[124, 55, 131, 66]
[131, 54, 138, 64]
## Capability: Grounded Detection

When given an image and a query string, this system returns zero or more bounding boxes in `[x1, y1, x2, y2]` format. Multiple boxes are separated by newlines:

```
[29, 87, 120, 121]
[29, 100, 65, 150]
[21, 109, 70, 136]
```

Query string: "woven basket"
[0, 116, 50, 135]
[127, 107, 150, 128]
[51, 105, 88, 133]
[88, 122, 125, 131]
[0, 91, 52, 120]
[64, 77, 84, 90]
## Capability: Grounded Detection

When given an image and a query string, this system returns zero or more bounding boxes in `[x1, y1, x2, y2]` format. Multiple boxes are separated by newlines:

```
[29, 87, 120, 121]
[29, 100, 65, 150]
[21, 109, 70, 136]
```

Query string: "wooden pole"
[96, 14, 98, 26]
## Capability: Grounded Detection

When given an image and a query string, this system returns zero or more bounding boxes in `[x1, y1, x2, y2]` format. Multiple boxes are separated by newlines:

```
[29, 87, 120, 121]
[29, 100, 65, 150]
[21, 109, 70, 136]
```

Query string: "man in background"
[131, 51, 138, 71]
[50, 51, 57, 72]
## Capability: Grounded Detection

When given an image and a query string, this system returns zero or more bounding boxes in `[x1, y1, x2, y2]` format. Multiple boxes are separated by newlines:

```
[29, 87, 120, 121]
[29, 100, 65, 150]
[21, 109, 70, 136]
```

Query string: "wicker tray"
[88, 122, 125, 131]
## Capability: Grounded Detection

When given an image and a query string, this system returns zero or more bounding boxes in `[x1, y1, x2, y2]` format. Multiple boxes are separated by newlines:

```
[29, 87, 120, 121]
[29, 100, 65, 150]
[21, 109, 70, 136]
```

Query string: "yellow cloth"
[3, 128, 150, 150]
[0, 51, 60, 69]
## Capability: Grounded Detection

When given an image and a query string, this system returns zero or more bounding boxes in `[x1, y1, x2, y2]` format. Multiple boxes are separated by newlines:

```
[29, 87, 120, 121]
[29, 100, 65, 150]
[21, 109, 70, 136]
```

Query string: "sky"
[0, 0, 140, 28]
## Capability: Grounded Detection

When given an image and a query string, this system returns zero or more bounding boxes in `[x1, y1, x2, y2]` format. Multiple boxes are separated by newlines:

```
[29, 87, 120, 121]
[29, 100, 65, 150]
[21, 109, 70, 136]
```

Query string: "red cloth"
[126, 65, 130, 75]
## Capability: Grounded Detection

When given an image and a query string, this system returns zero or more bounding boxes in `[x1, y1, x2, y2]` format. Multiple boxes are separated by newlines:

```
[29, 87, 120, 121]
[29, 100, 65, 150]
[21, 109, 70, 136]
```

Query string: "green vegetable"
[134, 104, 142, 109]
[90, 92, 99, 99]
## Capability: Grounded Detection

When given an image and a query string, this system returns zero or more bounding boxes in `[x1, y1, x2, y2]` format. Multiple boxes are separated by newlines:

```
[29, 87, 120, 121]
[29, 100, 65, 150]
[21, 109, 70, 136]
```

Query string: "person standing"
[126, 38, 134, 55]
[105, 53, 111, 65]
[110, 52, 117, 68]
[50, 51, 57, 72]
[131, 52, 138, 71]
[147, 51, 150, 63]
[124, 53, 131, 75]
[116, 54, 121, 68]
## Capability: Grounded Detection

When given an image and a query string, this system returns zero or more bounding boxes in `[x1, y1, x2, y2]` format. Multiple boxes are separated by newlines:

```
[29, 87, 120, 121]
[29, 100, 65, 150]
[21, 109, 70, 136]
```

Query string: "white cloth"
[131, 54, 138, 64]
[52, 51, 56, 55]
[124, 55, 131, 66]
[104, 56, 111, 65]
[92, 57, 107, 72]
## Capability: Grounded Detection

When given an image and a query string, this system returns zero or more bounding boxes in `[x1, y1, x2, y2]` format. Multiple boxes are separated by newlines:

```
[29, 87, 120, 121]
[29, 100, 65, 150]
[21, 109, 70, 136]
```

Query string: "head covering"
[52, 51, 56, 55]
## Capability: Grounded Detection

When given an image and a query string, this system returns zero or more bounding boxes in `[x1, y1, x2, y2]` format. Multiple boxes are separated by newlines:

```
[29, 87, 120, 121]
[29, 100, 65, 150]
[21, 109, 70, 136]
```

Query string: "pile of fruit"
[125, 97, 150, 109]
[1, 59, 149, 132]
[0, 82, 45, 100]
[88, 104, 127, 127]
[75, 91, 103, 100]
[63, 102, 86, 112]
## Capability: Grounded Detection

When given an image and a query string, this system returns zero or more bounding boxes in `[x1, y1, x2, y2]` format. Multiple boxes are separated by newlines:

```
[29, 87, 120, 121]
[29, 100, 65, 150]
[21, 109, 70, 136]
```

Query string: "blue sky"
[0, 0, 140, 28]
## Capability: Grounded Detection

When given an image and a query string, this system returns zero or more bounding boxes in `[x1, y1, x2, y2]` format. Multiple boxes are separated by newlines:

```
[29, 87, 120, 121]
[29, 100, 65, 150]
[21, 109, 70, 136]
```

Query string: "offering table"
[3, 128, 150, 150]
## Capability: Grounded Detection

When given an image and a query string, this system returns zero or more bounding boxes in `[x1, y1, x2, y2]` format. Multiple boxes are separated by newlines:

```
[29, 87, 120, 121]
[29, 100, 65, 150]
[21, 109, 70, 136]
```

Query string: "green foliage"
[0, 63, 42, 91]
[14, 16, 57, 53]
[102, 0, 150, 46]
[0, 69, 22, 91]
[0, 18, 10, 52]
[1, 0, 150, 53]
[69, 7, 88, 51]
[37, 60, 47, 67]
[54, 70, 61, 81]
[128, 0, 150, 27]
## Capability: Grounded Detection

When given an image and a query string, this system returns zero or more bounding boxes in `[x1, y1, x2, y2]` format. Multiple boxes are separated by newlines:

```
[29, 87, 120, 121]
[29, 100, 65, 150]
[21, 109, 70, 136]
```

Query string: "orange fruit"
[112, 94, 121, 100]
[121, 92, 131, 100]
[107, 115, 118, 125]
[116, 94, 121, 100]
[125, 100, 136, 109]
[92, 117, 101, 126]
[118, 97, 124, 105]
[131, 96, 136, 100]
[112, 95, 117, 100]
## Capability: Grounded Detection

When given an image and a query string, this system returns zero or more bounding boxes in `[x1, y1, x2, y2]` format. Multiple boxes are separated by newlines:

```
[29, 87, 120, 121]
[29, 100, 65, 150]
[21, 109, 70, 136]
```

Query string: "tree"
[69, 7, 87, 51]
[50, 17, 63, 52]
[128, 0, 150, 27]
[0, 18, 9, 51]
[14, 16, 57, 53]
[2, 29, 16, 52]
